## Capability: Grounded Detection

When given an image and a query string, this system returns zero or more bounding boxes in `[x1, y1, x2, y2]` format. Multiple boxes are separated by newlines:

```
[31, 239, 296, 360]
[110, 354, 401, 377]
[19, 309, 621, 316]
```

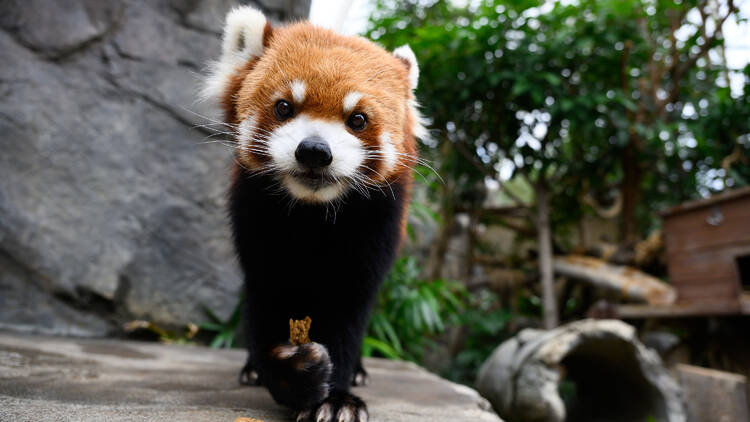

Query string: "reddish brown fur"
[222, 22, 418, 185]
[224, 17, 423, 417]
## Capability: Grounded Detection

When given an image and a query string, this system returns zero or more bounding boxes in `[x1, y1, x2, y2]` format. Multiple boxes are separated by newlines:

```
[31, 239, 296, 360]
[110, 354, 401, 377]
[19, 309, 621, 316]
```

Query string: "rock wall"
[0, 0, 310, 336]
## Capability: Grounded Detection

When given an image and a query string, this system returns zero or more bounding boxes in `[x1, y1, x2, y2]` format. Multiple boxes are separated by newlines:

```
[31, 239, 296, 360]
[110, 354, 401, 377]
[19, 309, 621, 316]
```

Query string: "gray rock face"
[0, 0, 310, 336]
[476, 319, 686, 422]
[0, 332, 503, 422]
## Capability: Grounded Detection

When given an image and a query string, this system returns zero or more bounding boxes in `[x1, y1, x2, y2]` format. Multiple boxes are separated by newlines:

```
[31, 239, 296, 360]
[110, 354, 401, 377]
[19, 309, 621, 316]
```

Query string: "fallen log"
[476, 319, 686, 422]
[553, 255, 676, 305]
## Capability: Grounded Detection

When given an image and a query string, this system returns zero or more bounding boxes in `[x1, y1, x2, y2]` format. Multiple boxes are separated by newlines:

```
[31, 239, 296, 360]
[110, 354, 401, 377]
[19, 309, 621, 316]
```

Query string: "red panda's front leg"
[294, 325, 369, 422]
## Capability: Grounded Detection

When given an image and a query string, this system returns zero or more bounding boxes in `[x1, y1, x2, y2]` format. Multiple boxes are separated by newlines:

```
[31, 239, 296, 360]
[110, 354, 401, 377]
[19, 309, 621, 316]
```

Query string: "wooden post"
[536, 182, 558, 329]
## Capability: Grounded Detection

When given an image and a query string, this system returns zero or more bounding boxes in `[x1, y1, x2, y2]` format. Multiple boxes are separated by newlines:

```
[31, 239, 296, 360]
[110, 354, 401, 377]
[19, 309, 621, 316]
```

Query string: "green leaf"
[362, 337, 402, 360]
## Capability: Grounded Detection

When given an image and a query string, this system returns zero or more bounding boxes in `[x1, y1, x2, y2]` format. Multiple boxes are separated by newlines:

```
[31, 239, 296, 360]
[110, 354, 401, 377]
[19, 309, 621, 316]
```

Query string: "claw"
[357, 408, 368, 422]
[336, 405, 354, 422]
[352, 371, 369, 386]
[296, 410, 311, 422]
[315, 402, 334, 422]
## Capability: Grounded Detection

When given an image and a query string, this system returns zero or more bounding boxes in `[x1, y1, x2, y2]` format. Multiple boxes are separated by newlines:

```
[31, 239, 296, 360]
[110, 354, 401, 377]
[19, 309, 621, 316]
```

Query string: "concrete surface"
[676, 364, 750, 422]
[0, 332, 501, 422]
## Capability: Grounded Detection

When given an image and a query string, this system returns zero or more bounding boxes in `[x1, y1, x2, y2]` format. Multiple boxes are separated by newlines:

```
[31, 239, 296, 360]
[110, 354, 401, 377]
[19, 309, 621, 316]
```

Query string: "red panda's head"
[203, 7, 425, 203]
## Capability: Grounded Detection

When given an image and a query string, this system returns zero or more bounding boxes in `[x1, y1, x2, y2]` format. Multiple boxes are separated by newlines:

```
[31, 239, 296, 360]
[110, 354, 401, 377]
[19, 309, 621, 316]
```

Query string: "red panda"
[202, 6, 424, 422]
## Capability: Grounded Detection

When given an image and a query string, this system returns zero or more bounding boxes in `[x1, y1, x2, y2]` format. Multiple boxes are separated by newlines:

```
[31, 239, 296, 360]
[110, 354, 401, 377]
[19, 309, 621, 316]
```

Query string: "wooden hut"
[619, 186, 750, 317]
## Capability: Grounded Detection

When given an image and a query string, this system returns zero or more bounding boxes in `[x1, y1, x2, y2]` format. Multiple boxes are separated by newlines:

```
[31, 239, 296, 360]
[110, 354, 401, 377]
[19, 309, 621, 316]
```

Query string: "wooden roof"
[661, 185, 750, 217]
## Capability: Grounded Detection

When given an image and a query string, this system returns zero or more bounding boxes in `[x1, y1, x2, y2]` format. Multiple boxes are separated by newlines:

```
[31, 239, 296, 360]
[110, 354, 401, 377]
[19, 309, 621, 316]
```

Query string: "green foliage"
[364, 0, 749, 384]
[363, 256, 467, 361]
[442, 290, 513, 383]
[368, 0, 749, 239]
[199, 296, 243, 349]
[558, 379, 578, 410]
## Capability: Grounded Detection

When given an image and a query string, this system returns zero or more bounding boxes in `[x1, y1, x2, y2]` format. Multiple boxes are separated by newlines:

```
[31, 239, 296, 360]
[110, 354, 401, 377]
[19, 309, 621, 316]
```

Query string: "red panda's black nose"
[295, 136, 333, 169]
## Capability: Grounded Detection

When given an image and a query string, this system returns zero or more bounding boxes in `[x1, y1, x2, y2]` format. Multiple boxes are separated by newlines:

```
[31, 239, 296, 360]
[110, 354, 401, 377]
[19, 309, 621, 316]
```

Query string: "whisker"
[180, 106, 239, 130]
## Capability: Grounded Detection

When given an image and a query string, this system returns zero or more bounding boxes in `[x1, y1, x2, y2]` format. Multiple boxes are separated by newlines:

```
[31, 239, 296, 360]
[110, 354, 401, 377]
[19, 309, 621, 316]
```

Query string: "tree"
[368, 0, 749, 329]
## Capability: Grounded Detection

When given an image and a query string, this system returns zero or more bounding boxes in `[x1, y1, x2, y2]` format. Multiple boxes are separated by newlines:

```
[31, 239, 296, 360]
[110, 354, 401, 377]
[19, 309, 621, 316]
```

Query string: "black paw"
[239, 359, 261, 386]
[351, 363, 369, 387]
[267, 342, 332, 410]
[295, 391, 368, 422]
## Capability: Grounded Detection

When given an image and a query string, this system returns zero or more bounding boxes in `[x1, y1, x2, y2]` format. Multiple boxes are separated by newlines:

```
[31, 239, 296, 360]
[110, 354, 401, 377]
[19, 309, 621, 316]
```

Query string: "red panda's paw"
[238, 357, 261, 386]
[271, 342, 331, 372]
[297, 390, 368, 422]
[351, 362, 369, 387]
[267, 342, 332, 410]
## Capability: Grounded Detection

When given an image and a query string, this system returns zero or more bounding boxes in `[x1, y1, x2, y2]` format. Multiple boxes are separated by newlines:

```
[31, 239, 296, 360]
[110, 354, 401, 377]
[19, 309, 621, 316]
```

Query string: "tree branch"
[453, 141, 529, 207]
[658, 0, 737, 110]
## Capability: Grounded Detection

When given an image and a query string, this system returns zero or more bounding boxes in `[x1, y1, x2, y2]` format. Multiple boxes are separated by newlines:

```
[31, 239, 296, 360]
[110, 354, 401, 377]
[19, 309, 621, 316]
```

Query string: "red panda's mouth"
[290, 170, 337, 189]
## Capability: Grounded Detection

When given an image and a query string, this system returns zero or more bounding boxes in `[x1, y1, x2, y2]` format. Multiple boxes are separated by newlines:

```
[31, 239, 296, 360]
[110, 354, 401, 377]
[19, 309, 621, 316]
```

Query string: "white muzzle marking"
[257, 115, 367, 202]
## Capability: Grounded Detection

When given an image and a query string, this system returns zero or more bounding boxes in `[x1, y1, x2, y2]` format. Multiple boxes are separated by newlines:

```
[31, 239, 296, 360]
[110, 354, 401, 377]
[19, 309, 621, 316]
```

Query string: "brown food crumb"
[289, 316, 312, 346]
[234, 418, 263, 422]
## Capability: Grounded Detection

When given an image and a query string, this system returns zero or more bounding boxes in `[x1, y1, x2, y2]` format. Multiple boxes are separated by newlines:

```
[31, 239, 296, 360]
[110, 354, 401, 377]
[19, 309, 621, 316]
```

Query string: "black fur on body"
[229, 167, 408, 413]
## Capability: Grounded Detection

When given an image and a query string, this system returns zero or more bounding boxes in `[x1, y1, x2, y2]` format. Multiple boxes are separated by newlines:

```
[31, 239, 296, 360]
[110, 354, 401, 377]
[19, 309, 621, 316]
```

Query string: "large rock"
[476, 319, 686, 422]
[0, 0, 309, 336]
[0, 332, 503, 421]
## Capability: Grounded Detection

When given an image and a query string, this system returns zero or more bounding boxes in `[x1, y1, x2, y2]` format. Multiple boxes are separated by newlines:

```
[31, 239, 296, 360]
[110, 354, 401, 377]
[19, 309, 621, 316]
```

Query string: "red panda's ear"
[202, 6, 273, 103]
[393, 45, 419, 91]
[221, 6, 273, 60]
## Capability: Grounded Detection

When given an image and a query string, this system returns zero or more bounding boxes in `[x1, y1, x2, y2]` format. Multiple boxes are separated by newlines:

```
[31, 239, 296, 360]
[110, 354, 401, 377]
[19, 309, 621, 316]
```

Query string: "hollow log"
[476, 319, 686, 422]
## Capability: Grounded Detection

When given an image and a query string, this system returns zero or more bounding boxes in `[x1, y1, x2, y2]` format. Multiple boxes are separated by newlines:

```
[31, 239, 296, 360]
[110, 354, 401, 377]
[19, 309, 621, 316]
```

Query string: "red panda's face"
[203, 7, 424, 203]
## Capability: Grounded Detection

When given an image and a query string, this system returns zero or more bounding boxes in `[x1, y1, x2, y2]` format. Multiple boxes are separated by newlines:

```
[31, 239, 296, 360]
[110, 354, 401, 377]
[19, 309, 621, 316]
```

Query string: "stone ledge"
[0, 332, 501, 422]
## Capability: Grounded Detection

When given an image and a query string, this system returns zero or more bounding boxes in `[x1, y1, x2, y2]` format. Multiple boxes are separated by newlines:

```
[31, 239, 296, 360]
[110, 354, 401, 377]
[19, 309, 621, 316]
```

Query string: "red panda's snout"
[240, 109, 370, 202]
[203, 6, 425, 203]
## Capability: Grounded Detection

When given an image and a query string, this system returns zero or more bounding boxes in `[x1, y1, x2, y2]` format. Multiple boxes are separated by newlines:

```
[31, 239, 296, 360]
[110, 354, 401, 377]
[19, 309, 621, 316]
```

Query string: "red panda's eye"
[347, 113, 367, 131]
[274, 100, 294, 120]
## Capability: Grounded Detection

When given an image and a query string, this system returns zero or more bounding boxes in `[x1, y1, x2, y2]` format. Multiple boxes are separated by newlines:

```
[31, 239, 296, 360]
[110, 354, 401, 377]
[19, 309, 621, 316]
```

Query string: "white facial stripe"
[379, 132, 398, 172]
[237, 114, 258, 147]
[290, 80, 306, 103]
[342, 91, 363, 113]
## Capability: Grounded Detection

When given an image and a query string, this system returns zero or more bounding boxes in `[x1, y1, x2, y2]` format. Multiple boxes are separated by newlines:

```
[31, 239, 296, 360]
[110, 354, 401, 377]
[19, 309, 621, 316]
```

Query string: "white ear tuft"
[393, 45, 419, 90]
[201, 6, 268, 104]
[222, 6, 267, 60]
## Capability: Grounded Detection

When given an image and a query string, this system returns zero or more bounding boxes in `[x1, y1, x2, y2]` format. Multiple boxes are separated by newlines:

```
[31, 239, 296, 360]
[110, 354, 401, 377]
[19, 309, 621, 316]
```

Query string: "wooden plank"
[676, 281, 740, 302]
[663, 202, 750, 253]
[673, 276, 739, 287]
[667, 257, 737, 285]
[617, 301, 742, 318]
[666, 244, 750, 264]
[666, 245, 750, 289]
[661, 186, 750, 217]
